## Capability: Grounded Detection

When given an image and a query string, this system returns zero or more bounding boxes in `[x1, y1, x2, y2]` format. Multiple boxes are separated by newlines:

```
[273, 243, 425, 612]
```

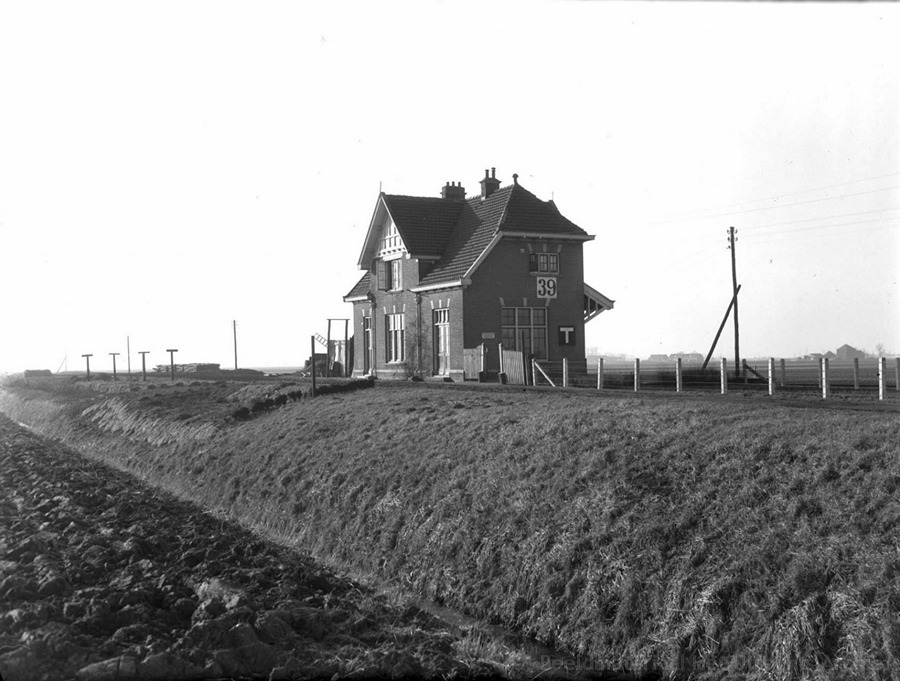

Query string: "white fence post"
[531, 357, 538, 386]
[562, 357, 569, 388]
[780, 358, 786, 388]
[634, 358, 641, 392]
[597, 358, 604, 390]
[821, 357, 830, 399]
[720, 358, 727, 394]
[879, 357, 886, 400]
[675, 357, 683, 393]
[768, 357, 775, 396]
[853, 357, 860, 391]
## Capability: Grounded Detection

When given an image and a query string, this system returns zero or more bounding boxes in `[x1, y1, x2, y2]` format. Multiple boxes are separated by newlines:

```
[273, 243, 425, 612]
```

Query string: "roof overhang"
[499, 230, 595, 242]
[584, 283, 614, 323]
[410, 280, 468, 293]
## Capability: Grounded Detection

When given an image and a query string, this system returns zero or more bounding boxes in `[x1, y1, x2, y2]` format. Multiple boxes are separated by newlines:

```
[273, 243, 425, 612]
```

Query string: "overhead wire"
[649, 172, 900, 225]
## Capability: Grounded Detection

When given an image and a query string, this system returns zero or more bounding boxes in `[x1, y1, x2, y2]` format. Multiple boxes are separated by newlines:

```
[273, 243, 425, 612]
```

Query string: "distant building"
[835, 344, 866, 360]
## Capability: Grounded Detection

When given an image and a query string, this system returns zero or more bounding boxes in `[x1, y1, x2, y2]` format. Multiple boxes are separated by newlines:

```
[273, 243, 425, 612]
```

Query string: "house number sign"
[536, 276, 557, 299]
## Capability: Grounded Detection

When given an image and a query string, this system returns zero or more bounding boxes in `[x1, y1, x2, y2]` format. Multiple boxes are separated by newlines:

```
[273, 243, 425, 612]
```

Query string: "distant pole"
[821, 357, 830, 399]
[780, 358, 786, 388]
[878, 357, 886, 400]
[768, 357, 775, 396]
[597, 358, 604, 390]
[166, 349, 178, 382]
[853, 357, 860, 390]
[634, 358, 640, 392]
[82, 354, 93, 380]
[728, 226, 741, 379]
[344, 319, 349, 378]
[139, 351, 150, 381]
[109, 352, 120, 381]
[233, 320, 238, 370]
[720, 357, 728, 394]
[126, 336, 131, 376]
[310, 336, 317, 397]
[675, 357, 683, 393]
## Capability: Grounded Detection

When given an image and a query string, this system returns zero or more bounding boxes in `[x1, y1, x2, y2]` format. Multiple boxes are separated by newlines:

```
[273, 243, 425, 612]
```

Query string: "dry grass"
[3, 377, 900, 679]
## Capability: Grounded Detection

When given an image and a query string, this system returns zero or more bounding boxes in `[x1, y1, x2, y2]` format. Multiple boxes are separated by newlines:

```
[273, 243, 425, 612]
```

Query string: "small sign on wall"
[481, 332, 495, 339]
[558, 326, 576, 346]
[536, 276, 557, 299]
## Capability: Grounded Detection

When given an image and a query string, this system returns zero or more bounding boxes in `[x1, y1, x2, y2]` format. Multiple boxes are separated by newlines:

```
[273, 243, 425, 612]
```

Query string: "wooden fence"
[531, 356, 900, 401]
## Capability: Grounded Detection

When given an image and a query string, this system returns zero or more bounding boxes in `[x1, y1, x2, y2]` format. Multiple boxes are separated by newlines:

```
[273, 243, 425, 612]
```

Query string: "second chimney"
[441, 181, 466, 200]
[480, 167, 500, 200]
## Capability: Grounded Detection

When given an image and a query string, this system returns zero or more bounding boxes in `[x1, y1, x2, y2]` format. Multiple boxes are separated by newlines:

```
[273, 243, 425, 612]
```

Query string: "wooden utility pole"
[82, 354, 93, 380]
[233, 320, 238, 370]
[139, 351, 150, 381]
[310, 336, 317, 397]
[109, 352, 120, 381]
[126, 336, 131, 376]
[728, 226, 741, 378]
[166, 349, 178, 382]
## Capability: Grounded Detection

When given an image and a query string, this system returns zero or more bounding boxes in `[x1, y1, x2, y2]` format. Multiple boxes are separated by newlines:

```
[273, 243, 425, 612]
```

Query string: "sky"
[1, 1, 898, 374]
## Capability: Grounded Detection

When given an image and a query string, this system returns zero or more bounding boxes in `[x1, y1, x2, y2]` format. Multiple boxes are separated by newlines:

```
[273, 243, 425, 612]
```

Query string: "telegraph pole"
[728, 226, 741, 379]
[166, 349, 178, 382]
[233, 320, 238, 370]
[138, 351, 150, 381]
[82, 354, 93, 380]
[109, 352, 120, 381]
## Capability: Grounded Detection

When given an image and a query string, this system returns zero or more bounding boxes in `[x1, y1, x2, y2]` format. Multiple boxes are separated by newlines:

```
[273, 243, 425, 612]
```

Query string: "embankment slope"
[3, 379, 900, 680]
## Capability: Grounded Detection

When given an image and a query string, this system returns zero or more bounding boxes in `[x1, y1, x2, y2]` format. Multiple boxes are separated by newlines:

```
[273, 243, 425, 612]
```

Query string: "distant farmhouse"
[835, 344, 866, 360]
[344, 169, 614, 380]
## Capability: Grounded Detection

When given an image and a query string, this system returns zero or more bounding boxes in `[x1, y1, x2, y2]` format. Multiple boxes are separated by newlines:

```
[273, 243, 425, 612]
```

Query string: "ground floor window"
[385, 313, 405, 363]
[433, 308, 449, 375]
[501, 307, 547, 359]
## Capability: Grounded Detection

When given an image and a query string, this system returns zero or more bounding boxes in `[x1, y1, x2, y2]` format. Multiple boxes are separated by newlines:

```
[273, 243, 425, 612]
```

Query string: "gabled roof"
[351, 177, 595, 293]
[356, 194, 465, 268]
[382, 195, 464, 256]
[417, 183, 592, 288]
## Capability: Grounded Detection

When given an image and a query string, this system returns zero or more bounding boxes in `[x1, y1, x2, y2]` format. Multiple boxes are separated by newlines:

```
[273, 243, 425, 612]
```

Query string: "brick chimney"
[441, 181, 466, 200]
[480, 167, 500, 200]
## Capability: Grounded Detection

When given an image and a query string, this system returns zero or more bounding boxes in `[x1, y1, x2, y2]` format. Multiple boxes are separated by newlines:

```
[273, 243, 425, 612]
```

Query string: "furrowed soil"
[2, 376, 900, 680]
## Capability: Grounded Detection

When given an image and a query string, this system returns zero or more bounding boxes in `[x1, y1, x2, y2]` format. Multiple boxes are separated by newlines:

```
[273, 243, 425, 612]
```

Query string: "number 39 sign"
[536, 277, 557, 299]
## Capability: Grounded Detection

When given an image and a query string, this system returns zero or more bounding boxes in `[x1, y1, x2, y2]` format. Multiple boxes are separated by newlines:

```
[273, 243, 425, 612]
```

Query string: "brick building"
[343, 169, 614, 381]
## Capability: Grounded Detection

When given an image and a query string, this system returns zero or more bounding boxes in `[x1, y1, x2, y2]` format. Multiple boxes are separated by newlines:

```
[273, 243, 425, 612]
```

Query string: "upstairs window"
[376, 259, 402, 291]
[529, 252, 559, 274]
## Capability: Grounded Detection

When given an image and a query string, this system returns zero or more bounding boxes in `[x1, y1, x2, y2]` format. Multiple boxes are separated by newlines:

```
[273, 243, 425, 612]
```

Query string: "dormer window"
[376, 258, 402, 291]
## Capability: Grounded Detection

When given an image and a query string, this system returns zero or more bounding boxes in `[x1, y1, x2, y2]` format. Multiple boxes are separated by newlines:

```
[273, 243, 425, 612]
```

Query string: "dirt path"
[0, 414, 499, 681]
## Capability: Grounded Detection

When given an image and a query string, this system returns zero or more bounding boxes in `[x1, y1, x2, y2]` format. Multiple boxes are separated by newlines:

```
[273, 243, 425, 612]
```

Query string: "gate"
[501, 347, 528, 385]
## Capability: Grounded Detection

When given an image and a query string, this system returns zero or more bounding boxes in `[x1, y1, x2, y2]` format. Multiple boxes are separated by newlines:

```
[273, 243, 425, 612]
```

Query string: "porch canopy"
[584, 283, 615, 323]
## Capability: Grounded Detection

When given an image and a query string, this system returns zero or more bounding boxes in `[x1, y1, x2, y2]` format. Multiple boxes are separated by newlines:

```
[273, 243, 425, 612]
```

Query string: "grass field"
[2, 376, 900, 679]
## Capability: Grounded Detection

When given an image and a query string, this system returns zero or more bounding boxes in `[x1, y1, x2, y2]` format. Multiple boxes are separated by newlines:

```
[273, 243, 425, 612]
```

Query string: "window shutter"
[376, 259, 387, 290]
[529, 253, 538, 271]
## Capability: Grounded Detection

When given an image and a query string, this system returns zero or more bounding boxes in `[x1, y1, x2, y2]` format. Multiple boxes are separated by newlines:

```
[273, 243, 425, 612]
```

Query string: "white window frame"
[385, 313, 405, 363]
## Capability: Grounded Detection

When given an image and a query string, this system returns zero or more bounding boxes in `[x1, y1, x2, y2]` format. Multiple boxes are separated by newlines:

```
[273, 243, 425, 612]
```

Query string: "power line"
[649, 179, 900, 226]
[741, 217, 899, 246]
[740, 206, 900, 235]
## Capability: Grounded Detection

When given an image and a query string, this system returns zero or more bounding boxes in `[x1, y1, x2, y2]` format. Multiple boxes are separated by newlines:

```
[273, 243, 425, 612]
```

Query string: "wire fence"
[530, 357, 900, 400]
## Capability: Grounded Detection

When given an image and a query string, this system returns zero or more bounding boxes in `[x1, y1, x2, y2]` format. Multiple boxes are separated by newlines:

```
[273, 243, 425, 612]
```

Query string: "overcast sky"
[1, 1, 897, 374]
